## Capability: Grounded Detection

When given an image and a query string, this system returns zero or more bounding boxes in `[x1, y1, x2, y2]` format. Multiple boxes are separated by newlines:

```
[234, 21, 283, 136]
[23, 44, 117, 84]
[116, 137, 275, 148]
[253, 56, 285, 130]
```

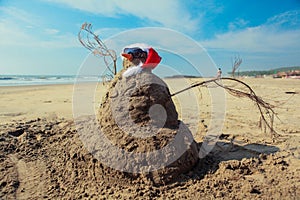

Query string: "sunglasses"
[123, 48, 147, 59]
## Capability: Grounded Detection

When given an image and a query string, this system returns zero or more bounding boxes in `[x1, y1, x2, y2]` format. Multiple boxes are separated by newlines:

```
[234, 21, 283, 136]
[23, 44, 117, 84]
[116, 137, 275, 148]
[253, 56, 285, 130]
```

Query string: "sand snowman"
[96, 43, 199, 185]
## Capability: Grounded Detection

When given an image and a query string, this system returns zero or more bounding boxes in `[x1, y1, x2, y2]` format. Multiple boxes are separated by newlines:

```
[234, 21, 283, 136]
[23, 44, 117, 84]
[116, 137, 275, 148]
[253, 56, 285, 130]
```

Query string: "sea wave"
[0, 75, 101, 86]
[0, 77, 15, 80]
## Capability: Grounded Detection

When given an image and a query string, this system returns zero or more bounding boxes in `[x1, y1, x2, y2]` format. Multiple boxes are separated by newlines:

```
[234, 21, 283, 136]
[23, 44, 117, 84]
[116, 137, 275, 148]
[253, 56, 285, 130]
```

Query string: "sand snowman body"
[98, 65, 199, 185]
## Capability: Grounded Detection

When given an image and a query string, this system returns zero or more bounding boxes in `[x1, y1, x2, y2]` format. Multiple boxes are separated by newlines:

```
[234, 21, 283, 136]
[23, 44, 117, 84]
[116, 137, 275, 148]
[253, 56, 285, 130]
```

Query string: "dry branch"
[171, 77, 280, 140]
[78, 22, 117, 81]
[231, 55, 242, 77]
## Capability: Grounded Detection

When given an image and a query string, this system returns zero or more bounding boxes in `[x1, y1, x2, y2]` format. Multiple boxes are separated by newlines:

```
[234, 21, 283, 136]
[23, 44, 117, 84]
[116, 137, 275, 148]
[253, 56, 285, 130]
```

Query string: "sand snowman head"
[121, 43, 162, 78]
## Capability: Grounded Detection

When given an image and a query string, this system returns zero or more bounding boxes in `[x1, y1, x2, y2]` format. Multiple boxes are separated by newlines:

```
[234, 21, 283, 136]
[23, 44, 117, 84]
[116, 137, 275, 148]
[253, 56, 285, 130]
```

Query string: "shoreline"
[0, 83, 75, 89]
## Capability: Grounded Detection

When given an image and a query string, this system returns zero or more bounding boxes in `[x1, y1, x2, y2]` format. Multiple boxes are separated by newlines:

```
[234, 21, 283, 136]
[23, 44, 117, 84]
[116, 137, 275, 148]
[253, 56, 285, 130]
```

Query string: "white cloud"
[44, 0, 199, 32]
[266, 10, 300, 28]
[0, 18, 79, 48]
[0, 6, 78, 49]
[0, 18, 32, 46]
[228, 18, 249, 30]
[0, 6, 40, 26]
[38, 33, 79, 48]
[202, 27, 300, 53]
[200, 11, 300, 70]
[202, 11, 300, 54]
[44, 28, 60, 35]
[94, 27, 127, 39]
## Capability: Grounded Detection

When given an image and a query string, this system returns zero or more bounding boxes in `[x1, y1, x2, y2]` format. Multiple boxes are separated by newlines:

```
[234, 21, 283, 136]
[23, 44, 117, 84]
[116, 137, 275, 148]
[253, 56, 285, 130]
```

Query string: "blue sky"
[0, 0, 299, 76]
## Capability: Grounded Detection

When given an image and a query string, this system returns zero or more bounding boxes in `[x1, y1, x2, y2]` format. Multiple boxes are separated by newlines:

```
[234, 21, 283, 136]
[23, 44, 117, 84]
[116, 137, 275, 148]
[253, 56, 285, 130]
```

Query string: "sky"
[0, 0, 300, 76]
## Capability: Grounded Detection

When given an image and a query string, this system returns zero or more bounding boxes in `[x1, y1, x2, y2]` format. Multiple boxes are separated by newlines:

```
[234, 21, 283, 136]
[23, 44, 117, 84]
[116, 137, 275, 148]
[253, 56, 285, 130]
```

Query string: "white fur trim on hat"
[122, 62, 143, 78]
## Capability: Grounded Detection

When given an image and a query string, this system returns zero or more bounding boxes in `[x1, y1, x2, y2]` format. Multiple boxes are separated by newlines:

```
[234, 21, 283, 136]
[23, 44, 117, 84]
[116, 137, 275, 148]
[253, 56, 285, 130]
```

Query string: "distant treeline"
[164, 75, 202, 79]
[228, 66, 300, 76]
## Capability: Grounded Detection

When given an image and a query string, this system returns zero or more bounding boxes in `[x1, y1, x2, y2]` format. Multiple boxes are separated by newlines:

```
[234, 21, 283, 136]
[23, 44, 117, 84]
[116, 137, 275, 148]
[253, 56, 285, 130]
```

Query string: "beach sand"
[0, 78, 299, 199]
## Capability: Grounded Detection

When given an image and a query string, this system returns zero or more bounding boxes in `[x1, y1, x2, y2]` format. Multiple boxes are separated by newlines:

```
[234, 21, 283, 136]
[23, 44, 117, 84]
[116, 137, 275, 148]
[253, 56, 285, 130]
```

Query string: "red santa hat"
[143, 47, 161, 69]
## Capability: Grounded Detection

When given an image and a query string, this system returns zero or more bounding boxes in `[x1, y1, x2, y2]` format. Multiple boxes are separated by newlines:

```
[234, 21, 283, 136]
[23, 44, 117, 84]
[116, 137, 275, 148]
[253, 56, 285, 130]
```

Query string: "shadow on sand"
[176, 140, 280, 183]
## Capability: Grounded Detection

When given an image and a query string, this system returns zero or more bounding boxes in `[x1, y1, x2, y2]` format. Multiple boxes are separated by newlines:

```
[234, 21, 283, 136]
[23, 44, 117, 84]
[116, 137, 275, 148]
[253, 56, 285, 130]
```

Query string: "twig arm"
[171, 77, 280, 139]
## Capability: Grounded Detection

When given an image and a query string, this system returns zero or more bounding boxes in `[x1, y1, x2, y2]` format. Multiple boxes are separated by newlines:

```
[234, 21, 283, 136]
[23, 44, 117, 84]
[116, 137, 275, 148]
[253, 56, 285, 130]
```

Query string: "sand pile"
[97, 71, 199, 185]
[1, 118, 299, 199]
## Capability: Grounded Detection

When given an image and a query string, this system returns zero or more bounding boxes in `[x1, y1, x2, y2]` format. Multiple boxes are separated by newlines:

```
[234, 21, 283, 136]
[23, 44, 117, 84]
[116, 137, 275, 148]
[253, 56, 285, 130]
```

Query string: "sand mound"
[0, 118, 299, 199]
[97, 71, 199, 185]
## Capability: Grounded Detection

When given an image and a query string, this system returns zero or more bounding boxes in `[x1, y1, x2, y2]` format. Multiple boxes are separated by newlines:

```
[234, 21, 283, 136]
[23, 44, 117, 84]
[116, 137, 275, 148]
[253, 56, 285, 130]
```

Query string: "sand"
[0, 78, 300, 199]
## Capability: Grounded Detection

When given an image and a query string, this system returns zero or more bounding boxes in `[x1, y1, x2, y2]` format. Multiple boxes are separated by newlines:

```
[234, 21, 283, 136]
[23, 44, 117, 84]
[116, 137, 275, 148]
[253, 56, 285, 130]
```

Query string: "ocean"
[0, 75, 100, 86]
